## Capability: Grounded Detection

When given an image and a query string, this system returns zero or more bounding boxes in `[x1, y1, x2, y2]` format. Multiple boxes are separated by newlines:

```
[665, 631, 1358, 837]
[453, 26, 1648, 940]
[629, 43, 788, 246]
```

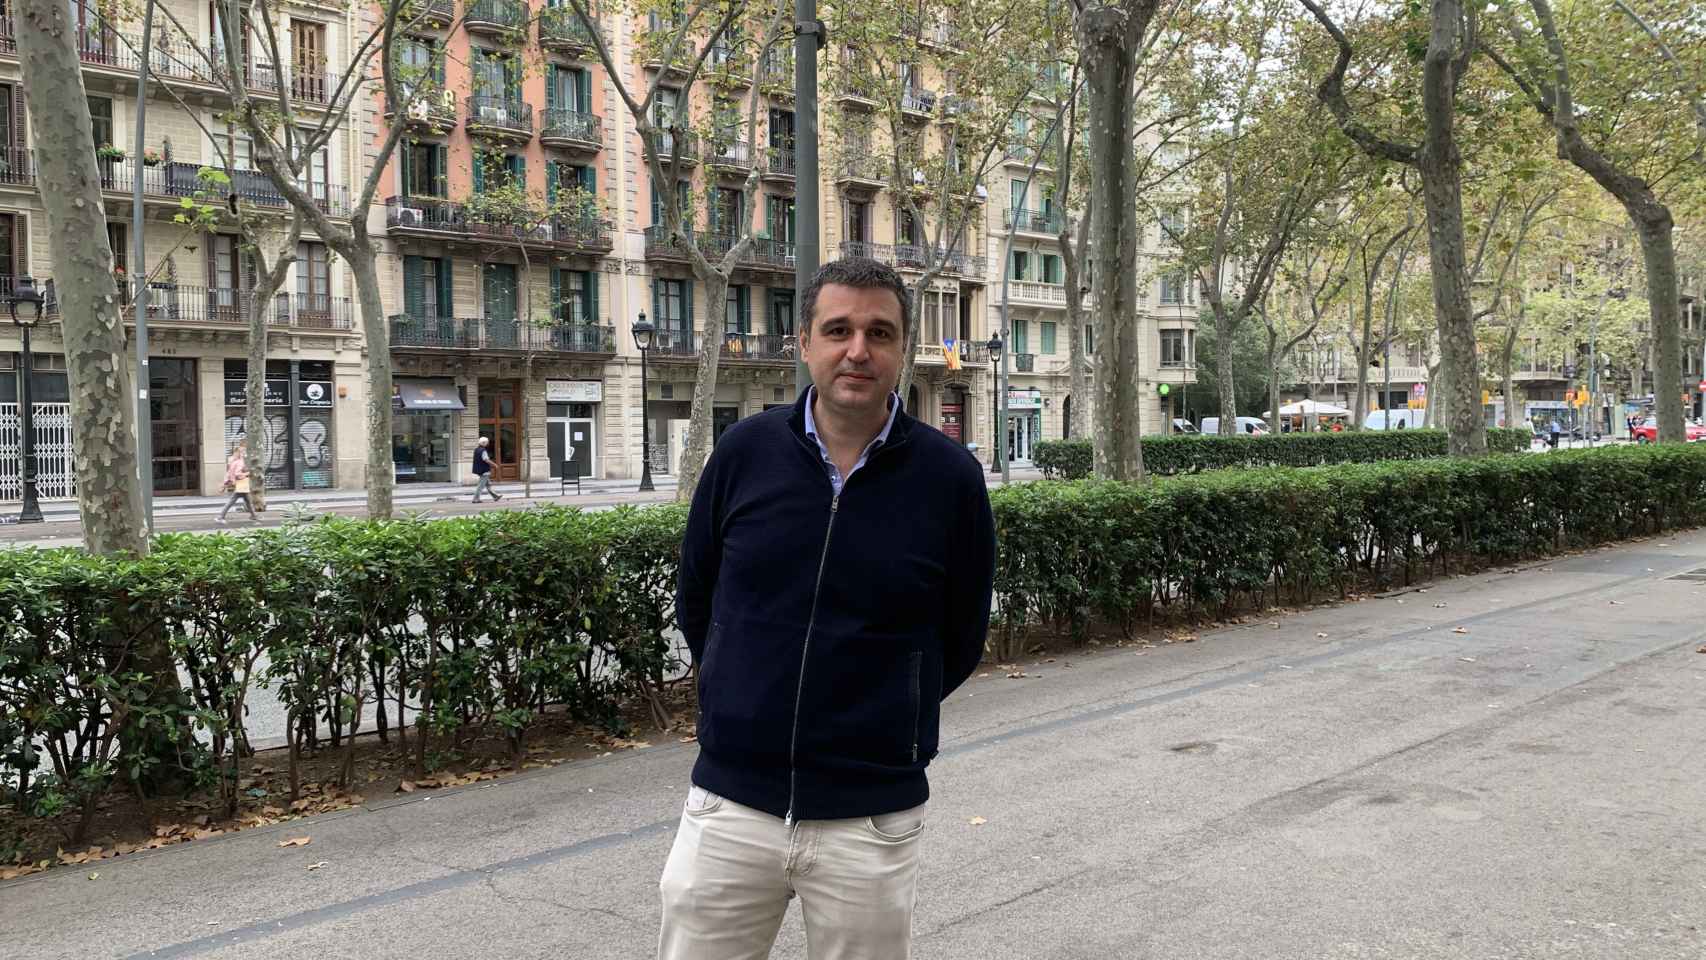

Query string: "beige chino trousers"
[658, 786, 927, 960]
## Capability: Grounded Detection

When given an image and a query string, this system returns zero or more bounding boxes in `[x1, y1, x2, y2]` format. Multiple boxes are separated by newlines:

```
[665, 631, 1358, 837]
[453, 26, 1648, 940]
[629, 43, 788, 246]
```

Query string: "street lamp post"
[633, 312, 656, 493]
[987, 334, 1003, 474]
[9, 276, 44, 523]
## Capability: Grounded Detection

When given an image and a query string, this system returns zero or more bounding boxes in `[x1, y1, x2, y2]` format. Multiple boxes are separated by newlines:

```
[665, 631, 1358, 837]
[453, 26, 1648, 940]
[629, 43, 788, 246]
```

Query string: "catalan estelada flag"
[943, 338, 961, 371]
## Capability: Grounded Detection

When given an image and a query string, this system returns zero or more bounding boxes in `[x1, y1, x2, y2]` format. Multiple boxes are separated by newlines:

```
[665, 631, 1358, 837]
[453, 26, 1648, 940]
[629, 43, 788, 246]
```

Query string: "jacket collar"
[788, 385, 915, 451]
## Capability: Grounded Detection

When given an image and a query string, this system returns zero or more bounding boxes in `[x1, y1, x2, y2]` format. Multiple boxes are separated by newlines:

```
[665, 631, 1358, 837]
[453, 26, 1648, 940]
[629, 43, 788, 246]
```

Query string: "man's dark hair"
[800, 257, 910, 338]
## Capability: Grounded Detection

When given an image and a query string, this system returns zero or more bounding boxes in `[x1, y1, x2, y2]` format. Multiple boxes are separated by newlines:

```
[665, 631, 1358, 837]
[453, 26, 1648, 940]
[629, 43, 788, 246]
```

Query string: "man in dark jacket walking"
[471, 436, 501, 503]
[662, 258, 996, 959]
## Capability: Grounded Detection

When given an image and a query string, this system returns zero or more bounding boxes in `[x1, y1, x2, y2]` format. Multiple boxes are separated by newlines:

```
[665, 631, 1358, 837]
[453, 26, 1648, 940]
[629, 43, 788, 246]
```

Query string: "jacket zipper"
[908, 651, 922, 763]
[784, 490, 839, 827]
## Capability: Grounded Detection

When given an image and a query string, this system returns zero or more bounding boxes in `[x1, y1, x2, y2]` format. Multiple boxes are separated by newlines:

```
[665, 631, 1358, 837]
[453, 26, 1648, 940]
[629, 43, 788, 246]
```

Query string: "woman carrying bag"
[218, 447, 258, 524]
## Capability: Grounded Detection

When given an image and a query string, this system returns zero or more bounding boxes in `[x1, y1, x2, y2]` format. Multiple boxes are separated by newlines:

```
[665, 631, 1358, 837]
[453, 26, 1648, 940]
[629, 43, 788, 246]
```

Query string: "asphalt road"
[5, 529, 1705, 959]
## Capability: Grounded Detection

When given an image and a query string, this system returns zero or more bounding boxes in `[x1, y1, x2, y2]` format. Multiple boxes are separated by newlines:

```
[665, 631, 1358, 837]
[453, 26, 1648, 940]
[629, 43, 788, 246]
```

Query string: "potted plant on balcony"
[141, 148, 163, 167]
[96, 144, 127, 162]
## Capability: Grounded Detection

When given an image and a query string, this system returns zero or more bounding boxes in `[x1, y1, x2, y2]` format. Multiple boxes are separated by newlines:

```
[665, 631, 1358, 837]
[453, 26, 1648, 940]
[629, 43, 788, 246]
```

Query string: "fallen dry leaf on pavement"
[397, 781, 416, 793]
[307, 861, 329, 871]
[1452, 627, 1470, 635]
[277, 837, 311, 848]
[1316, 632, 1328, 639]
[87, 872, 99, 881]
[968, 816, 988, 826]
[1459, 657, 1477, 663]
[1006, 672, 1027, 679]
[1696, 645, 1706, 654]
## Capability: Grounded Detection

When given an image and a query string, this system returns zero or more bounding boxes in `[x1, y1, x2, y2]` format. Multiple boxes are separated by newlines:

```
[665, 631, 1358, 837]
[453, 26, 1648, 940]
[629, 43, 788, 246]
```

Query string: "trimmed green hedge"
[1, 506, 687, 836]
[994, 443, 1706, 644]
[1032, 428, 1533, 479]
[6, 441, 1702, 840]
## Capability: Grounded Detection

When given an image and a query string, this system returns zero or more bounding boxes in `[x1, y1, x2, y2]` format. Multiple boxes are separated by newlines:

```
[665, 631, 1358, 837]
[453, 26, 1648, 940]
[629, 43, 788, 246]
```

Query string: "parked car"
[1364, 409, 1422, 431]
[1171, 418, 1199, 434]
[1630, 417, 1706, 443]
[1199, 416, 1269, 436]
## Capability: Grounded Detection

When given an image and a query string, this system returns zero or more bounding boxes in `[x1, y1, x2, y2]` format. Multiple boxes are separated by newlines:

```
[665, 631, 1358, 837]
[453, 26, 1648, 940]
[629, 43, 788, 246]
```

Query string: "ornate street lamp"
[9, 276, 44, 523]
[633, 311, 656, 493]
[987, 333, 1003, 474]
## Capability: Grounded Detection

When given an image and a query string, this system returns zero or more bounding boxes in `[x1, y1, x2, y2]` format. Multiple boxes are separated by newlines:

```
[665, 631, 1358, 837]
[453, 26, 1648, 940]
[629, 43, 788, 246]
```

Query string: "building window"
[710, 187, 743, 236]
[556, 268, 597, 323]
[403, 256, 450, 317]
[1160, 273, 1194, 306]
[1010, 250, 1029, 281]
[770, 288, 795, 335]
[846, 200, 871, 243]
[725, 285, 750, 333]
[1041, 321, 1057, 355]
[1160, 328, 1193, 366]
[656, 278, 688, 332]
[766, 195, 796, 241]
[401, 141, 447, 197]
[297, 241, 330, 304]
[88, 96, 113, 150]
[1042, 254, 1062, 285]
[1012, 319, 1029, 355]
[1159, 204, 1188, 242]
[650, 177, 692, 226]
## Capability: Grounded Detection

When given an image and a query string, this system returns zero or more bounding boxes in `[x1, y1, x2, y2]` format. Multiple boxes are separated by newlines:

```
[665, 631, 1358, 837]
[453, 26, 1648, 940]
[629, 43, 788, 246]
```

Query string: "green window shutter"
[399, 141, 414, 195]
[472, 155, 485, 192]
[1041, 321, 1057, 355]
[1013, 319, 1028, 354]
[684, 279, 694, 329]
[652, 278, 663, 327]
[587, 270, 599, 323]
[575, 69, 591, 112]
[514, 155, 526, 186]
[546, 161, 559, 202]
[546, 67, 559, 110]
[403, 256, 424, 316]
[550, 268, 562, 321]
[580, 164, 596, 192]
[741, 286, 751, 331]
[438, 258, 452, 316]
[432, 145, 447, 197]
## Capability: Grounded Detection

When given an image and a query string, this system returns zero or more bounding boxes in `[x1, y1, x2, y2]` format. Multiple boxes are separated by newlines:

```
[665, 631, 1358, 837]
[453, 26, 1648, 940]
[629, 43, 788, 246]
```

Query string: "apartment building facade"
[371, 3, 1013, 485]
[0, 1, 366, 504]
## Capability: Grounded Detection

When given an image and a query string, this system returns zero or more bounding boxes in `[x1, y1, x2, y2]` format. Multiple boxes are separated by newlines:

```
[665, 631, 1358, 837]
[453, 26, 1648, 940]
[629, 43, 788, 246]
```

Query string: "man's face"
[803, 283, 904, 417]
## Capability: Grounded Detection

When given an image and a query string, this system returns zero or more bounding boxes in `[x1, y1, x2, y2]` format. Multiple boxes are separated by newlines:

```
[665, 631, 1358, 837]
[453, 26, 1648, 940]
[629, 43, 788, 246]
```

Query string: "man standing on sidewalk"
[471, 436, 501, 503]
[665, 258, 997, 959]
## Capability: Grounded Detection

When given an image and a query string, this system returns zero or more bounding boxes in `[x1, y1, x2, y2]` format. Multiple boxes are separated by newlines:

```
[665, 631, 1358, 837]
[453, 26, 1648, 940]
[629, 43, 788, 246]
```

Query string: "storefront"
[0, 355, 74, 502]
[222, 360, 337, 490]
[151, 358, 202, 496]
[546, 379, 601, 480]
[1006, 386, 1043, 462]
[392, 377, 464, 483]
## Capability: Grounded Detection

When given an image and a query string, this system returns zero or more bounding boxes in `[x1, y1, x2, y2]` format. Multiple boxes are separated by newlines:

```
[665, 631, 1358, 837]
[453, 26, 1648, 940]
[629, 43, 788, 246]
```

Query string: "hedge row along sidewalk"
[3, 442, 1700, 875]
[2, 505, 690, 867]
[992, 442, 1706, 647]
[1031, 428, 1534, 479]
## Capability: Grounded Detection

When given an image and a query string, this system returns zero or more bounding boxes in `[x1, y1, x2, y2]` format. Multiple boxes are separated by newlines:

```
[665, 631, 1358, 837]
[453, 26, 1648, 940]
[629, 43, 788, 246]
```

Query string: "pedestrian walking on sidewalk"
[217, 448, 257, 523]
[664, 257, 997, 960]
[471, 436, 501, 503]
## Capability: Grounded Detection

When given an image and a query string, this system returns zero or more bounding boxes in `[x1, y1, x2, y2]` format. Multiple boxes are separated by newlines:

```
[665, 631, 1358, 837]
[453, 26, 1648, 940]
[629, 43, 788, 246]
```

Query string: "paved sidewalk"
[5, 529, 1704, 958]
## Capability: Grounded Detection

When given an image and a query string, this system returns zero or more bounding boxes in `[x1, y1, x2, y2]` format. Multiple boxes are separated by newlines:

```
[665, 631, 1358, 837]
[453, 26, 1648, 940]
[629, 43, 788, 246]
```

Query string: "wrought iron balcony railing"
[389, 315, 617, 354]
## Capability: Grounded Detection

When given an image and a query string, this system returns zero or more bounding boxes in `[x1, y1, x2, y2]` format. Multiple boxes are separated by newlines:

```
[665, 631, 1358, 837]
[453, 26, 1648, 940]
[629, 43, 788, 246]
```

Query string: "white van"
[1364, 409, 1421, 431]
[1199, 417, 1268, 436]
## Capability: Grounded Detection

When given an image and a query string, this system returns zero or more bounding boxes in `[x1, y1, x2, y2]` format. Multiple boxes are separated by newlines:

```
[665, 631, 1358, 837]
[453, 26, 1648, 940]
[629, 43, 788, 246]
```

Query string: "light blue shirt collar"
[803, 386, 900, 496]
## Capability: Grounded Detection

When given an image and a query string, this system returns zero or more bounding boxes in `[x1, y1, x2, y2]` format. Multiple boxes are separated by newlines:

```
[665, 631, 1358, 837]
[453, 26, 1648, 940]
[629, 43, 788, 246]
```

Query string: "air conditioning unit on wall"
[396, 207, 424, 227]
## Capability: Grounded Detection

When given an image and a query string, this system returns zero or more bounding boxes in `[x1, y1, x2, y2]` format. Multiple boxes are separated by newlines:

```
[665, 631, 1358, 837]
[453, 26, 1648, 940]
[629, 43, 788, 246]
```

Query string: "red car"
[1631, 417, 1706, 443]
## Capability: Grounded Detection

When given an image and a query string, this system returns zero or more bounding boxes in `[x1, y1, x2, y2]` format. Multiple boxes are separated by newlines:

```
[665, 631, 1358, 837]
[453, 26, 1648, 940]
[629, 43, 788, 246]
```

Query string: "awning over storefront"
[395, 379, 465, 410]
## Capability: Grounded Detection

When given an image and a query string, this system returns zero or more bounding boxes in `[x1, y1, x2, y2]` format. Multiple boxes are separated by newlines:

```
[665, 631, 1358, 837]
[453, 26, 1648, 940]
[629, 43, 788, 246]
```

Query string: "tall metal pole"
[132, 0, 156, 534]
[792, 0, 821, 396]
[637, 346, 655, 492]
[17, 320, 42, 523]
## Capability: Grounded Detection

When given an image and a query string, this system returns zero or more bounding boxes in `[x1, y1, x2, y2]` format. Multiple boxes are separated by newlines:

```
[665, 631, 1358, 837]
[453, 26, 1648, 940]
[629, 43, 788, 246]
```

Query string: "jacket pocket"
[695, 622, 719, 736]
[907, 651, 922, 763]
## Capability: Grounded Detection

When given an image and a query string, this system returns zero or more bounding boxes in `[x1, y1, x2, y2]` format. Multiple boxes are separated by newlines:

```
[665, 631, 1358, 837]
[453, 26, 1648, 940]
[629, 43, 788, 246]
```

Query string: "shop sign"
[547, 379, 603, 403]
[1005, 389, 1042, 410]
[298, 381, 333, 409]
[224, 379, 289, 408]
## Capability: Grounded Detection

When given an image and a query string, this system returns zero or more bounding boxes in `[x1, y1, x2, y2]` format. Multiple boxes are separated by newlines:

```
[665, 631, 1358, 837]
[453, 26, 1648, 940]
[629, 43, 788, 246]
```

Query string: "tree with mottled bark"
[1072, 0, 1169, 479]
[565, 0, 785, 502]
[1486, 0, 1705, 442]
[1299, 0, 1490, 456]
[14, 0, 148, 554]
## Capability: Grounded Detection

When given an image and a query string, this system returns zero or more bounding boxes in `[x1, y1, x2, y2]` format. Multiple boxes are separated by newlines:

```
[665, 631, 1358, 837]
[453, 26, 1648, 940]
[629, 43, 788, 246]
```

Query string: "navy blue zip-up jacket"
[676, 390, 996, 822]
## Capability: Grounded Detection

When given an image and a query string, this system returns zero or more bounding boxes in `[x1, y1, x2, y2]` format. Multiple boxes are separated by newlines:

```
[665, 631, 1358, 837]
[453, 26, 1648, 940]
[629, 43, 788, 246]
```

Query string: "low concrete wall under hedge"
[1032, 428, 1534, 479]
